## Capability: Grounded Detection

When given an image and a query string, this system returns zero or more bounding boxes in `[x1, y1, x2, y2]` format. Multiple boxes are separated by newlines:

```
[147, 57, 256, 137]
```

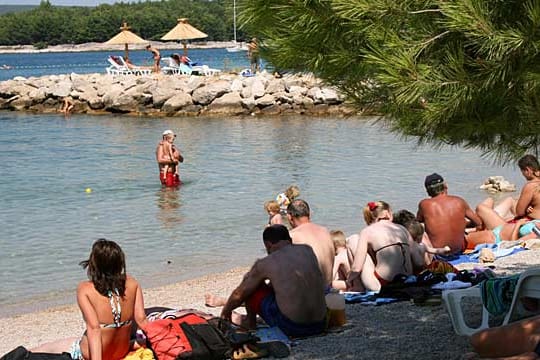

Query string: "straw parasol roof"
[105, 22, 148, 60]
[161, 18, 208, 55]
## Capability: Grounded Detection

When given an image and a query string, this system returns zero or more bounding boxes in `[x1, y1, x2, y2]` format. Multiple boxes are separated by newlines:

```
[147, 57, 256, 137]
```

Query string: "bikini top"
[373, 242, 409, 272]
[100, 288, 133, 329]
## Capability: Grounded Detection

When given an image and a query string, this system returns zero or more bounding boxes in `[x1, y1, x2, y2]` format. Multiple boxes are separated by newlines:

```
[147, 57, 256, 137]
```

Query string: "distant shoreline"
[0, 40, 241, 54]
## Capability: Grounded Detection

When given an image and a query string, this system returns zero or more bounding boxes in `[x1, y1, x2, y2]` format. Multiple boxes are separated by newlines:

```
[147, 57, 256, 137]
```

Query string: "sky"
[0, 0, 139, 5]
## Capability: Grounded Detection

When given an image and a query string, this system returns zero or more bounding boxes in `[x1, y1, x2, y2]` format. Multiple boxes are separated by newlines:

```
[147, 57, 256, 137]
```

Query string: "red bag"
[145, 318, 192, 360]
[144, 313, 211, 360]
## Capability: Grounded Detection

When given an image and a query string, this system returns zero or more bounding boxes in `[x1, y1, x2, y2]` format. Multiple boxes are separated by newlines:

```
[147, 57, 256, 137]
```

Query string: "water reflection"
[155, 187, 183, 228]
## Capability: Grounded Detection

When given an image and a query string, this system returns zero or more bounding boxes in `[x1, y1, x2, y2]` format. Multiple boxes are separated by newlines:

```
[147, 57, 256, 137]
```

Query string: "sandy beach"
[2, 249, 540, 359]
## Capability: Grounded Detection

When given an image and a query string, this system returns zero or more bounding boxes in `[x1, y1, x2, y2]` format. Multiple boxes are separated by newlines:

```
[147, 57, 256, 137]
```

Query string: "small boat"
[226, 0, 248, 53]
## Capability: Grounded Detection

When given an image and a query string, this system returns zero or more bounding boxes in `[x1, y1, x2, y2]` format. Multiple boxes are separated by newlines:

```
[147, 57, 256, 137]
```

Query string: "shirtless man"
[220, 225, 327, 338]
[478, 155, 540, 226]
[417, 173, 483, 254]
[146, 44, 161, 73]
[347, 201, 424, 292]
[156, 129, 183, 187]
[287, 199, 335, 287]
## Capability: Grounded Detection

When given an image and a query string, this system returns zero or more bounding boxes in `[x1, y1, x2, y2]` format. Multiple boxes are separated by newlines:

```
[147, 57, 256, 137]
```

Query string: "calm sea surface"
[0, 112, 521, 317]
[0, 50, 522, 317]
[0, 48, 251, 81]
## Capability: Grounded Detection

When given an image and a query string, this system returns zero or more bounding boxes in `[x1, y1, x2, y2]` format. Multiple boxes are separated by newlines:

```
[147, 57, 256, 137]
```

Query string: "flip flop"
[232, 344, 269, 360]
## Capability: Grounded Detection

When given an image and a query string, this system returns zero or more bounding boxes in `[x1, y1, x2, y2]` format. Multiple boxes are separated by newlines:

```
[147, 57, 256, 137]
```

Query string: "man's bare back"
[290, 222, 335, 286]
[417, 194, 479, 253]
[253, 243, 326, 323]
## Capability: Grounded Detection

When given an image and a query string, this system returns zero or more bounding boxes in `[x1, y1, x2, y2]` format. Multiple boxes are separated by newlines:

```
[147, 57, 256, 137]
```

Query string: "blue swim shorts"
[258, 292, 326, 338]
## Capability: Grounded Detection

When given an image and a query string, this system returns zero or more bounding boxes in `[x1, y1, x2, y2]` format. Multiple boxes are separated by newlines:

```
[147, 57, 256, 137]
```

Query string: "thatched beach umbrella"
[105, 22, 148, 60]
[161, 18, 208, 56]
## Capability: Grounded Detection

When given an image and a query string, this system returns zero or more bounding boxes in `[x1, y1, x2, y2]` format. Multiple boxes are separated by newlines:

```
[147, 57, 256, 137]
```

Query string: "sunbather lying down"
[466, 314, 540, 359]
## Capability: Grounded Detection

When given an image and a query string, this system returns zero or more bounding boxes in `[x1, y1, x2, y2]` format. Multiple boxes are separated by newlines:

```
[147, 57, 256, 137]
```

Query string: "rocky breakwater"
[0, 71, 355, 117]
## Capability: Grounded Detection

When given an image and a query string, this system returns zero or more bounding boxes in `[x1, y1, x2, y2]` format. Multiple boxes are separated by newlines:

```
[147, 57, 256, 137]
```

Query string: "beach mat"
[343, 291, 400, 305]
[436, 245, 526, 265]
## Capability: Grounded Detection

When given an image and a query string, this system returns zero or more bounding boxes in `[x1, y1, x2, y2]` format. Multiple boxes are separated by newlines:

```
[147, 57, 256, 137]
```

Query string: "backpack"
[144, 310, 231, 360]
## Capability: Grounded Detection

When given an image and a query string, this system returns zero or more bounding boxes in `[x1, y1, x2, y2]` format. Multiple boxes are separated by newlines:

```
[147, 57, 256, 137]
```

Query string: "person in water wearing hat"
[417, 173, 483, 254]
[156, 129, 183, 187]
[220, 224, 327, 338]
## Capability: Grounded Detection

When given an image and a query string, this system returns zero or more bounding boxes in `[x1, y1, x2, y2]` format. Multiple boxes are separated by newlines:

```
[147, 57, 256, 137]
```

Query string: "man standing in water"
[156, 129, 183, 187]
[287, 199, 335, 287]
[417, 173, 483, 254]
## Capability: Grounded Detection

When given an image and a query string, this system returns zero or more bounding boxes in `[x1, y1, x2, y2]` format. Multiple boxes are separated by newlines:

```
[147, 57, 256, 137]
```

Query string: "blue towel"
[256, 326, 294, 346]
[343, 291, 399, 305]
[439, 244, 527, 265]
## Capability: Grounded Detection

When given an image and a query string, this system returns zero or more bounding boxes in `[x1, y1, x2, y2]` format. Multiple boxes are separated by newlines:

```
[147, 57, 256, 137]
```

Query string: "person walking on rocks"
[247, 37, 260, 74]
[146, 44, 161, 73]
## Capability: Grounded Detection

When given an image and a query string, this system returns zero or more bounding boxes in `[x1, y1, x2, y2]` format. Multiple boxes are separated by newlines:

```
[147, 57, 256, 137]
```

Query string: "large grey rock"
[28, 88, 47, 104]
[289, 85, 308, 96]
[251, 78, 266, 99]
[207, 92, 244, 114]
[230, 79, 243, 92]
[51, 80, 73, 98]
[106, 93, 138, 112]
[256, 94, 275, 107]
[102, 85, 126, 107]
[191, 80, 230, 105]
[162, 92, 192, 113]
[241, 97, 257, 111]
[151, 86, 176, 107]
[266, 78, 285, 94]
[320, 88, 341, 104]
[78, 89, 103, 109]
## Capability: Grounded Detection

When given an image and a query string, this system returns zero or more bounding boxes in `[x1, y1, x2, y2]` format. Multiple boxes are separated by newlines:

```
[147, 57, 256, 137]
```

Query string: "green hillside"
[0, 0, 243, 46]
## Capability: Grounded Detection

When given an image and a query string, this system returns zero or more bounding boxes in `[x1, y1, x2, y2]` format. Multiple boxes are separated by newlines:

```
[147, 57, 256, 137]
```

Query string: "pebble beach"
[2, 249, 540, 359]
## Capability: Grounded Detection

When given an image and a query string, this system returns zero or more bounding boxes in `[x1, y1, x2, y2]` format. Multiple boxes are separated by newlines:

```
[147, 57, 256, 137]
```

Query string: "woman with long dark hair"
[32, 239, 148, 360]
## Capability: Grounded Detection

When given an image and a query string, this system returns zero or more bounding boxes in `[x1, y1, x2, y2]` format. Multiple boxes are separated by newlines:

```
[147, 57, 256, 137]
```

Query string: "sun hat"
[162, 129, 175, 136]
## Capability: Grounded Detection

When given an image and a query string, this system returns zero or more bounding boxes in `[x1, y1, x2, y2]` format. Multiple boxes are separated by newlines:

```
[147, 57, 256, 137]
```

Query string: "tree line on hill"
[0, 0, 245, 47]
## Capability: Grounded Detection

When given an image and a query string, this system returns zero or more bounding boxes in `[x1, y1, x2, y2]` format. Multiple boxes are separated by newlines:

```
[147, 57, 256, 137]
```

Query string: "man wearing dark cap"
[220, 224, 327, 338]
[417, 173, 483, 253]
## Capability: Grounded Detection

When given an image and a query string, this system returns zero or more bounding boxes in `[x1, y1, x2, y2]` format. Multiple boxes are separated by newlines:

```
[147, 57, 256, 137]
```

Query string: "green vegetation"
[0, 5, 36, 15]
[240, 0, 540, 162]
[0, 0, 245, 46]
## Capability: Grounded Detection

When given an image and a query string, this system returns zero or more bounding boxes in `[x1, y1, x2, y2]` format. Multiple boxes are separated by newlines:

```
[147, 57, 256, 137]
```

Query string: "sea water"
[0, 47, 251, 81]
[0, 112, 520, 317]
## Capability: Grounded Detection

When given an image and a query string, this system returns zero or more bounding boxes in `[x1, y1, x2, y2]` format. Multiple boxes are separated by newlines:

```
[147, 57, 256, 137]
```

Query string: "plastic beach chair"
[442, 267, 540, 336]
[106, 56, 132, 76]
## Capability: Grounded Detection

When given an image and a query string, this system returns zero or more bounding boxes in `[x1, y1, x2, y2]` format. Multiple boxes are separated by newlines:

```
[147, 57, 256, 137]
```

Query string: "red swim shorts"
[160, 172, 181, 187]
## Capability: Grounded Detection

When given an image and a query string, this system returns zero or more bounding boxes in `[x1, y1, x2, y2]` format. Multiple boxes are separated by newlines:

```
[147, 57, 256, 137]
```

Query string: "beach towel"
[256, 326, 294, 347]
[343, 291, 400, 305]
[480, 274, 520, 316]
[437, 244, 526, 265]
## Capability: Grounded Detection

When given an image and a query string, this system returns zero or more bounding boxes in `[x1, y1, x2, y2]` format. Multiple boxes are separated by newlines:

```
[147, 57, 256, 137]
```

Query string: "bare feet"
[205, 294, 227, 307]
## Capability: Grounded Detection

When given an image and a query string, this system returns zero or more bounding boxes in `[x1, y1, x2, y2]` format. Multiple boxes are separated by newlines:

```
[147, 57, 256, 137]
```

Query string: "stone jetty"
[0, 71, 355, 117]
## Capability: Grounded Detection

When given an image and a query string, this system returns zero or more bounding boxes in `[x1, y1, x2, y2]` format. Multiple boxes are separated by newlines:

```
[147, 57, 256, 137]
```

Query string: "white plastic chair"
[442, 285, 490, 336]
[442, 267, 540, 336]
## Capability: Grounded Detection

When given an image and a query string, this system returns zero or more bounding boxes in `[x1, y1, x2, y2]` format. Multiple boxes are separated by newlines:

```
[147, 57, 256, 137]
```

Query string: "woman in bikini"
[347, 201, 424, 292]
[477, 154, 540, 224]
[31, 239, 148, 360]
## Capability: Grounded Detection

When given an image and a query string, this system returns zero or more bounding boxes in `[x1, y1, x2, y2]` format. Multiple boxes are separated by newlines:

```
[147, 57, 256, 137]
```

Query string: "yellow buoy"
[85, 188, 92, 193]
